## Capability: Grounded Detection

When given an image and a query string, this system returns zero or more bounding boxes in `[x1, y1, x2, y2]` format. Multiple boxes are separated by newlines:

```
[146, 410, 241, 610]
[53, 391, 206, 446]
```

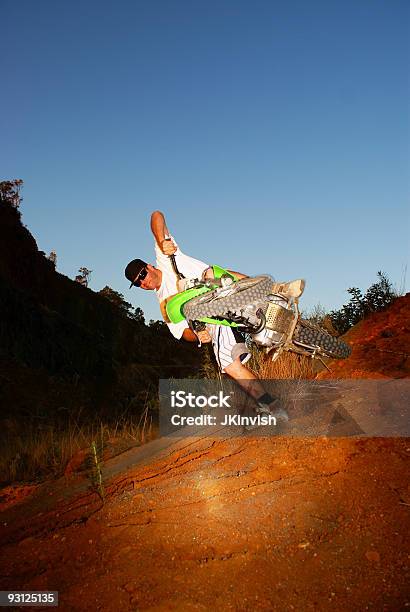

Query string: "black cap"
[125, 258, 148, 288]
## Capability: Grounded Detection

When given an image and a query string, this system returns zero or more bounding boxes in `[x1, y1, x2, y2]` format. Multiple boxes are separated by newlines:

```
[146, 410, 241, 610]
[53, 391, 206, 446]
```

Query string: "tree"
[48, 250, 57, 268]
[75, 267, 92, 288]
[330, 272, 397, 334]
[98, 287, 146, 324]
[0, 179, 23, 208]
[131, 306, 145, 325]
[364, 271, 396, 313]
[149, 319, 167, 332]
[99, 286, 133, 316]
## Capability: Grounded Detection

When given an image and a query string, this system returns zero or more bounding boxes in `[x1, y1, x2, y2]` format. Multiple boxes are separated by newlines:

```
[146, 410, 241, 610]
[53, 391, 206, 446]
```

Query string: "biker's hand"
[202, 266, 215, 281]
[161, 239, 177, 256]
[196, 330, 212, 344]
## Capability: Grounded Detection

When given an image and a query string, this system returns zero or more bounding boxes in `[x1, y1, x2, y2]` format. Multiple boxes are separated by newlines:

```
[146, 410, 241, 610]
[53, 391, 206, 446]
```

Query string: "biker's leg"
[224, 358, 289, 421]
[224, 357, 269, 400]
[206, 323, 271, 399]
[206, 324, 288, 419]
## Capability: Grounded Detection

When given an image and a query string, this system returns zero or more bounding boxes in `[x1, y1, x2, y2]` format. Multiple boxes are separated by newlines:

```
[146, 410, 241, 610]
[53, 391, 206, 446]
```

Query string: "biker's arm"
[182, 329, 198, 342]
[150, 210, 168, 243]
[150, 211, 175, 253]
[182, 329, 212, 343]
[203, 267, 248, 281]
[227, 270, 248, 279]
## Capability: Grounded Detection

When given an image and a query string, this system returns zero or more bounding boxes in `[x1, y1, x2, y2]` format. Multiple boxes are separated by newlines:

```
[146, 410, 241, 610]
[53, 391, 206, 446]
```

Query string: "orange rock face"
[317, 293, 410, 379]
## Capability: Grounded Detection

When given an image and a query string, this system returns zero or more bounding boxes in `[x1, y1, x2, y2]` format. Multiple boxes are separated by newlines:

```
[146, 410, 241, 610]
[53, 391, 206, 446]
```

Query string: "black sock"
[257, 392, 275, 405]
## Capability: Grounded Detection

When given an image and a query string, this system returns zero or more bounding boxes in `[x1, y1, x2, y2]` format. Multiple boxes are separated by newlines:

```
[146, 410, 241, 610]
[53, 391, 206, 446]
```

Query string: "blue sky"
[2, 0, 409, 321]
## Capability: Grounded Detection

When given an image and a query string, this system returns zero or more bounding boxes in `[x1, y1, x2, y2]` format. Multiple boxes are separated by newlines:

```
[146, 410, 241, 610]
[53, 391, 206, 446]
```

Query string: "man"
[125, 211, 292, 421]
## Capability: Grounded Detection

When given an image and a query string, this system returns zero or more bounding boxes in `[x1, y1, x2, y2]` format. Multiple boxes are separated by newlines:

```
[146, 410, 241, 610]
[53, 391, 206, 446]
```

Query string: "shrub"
[330, 271, 397, 335]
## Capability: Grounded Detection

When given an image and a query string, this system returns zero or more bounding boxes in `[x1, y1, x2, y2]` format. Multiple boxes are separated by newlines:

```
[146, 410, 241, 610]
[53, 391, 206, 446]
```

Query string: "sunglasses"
[133, 267, 148, 287]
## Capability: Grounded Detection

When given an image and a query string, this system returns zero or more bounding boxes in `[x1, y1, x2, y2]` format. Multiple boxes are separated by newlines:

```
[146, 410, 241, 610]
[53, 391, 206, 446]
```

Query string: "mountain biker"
[125, 211, 290, 421]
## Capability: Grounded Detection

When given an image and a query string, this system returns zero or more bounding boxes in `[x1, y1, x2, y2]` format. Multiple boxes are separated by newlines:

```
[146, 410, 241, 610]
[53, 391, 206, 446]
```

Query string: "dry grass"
[199, 343, 318, 416]
[0, 407, 155, 485]
[249, 348, 316, 380]
[247, 349, 319, 417]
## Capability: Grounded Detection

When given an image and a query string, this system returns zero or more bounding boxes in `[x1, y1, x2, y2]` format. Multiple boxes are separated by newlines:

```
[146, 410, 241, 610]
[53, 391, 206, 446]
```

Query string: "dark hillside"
[0, 196, 201, 421]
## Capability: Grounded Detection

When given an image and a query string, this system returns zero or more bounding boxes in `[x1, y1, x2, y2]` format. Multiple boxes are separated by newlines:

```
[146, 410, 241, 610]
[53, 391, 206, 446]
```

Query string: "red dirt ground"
[318, 293, 410, 380]
[1, 296, 409, 611]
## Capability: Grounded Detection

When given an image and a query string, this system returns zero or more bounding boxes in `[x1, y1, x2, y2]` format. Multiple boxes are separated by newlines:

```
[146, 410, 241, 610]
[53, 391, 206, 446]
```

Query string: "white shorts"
[206, 324, 251, 373]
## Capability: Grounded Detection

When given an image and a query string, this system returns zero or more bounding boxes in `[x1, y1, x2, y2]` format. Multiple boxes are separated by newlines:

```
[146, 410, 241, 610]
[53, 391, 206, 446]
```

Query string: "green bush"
[330, 271, 397, 335]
